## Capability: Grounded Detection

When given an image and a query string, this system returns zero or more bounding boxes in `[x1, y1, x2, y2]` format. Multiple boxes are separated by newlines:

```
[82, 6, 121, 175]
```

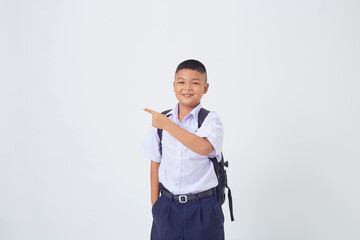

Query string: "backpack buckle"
[179, 195, 188, 203]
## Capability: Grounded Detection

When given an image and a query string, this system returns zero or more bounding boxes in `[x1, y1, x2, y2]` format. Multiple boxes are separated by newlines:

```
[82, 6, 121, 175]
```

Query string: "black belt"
[161, 187, 215, 203]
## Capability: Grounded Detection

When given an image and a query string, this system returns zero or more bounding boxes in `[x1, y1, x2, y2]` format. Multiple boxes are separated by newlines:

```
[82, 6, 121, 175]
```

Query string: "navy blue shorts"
[151, 194, 225, 240]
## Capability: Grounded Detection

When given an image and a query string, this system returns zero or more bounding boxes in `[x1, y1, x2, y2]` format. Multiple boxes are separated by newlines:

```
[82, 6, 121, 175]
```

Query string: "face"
[173, 69, 209, 109]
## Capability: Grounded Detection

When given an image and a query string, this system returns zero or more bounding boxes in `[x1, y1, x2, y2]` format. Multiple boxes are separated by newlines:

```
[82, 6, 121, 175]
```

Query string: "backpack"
[157, 108, 234, 221]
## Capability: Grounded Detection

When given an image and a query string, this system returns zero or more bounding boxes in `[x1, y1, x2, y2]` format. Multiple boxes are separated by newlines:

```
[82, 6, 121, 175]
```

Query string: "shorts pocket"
[210, 196, 225, 228]
[152, 196, 161, 216]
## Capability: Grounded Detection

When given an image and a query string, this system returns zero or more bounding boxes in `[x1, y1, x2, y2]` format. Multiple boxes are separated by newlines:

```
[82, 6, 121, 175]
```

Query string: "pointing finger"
[144, 108, 156, 115]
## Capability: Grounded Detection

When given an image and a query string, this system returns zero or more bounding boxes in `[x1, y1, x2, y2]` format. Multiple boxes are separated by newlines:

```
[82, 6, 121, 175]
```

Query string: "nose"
[184, 82, 192, 91]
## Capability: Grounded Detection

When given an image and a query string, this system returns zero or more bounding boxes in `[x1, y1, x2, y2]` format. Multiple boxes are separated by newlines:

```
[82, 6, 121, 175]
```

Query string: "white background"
[1, 0, 359, 239]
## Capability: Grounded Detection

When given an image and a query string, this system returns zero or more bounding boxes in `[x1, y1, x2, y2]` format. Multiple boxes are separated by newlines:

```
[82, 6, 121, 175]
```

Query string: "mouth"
[182, 93, 194, 98]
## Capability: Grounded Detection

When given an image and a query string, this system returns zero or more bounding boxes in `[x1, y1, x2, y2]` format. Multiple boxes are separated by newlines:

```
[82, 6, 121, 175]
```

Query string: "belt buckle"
[179, 195, 187, 203]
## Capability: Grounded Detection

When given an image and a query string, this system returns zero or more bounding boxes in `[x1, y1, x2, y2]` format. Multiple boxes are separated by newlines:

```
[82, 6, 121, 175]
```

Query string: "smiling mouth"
[182, 93, 194, 98]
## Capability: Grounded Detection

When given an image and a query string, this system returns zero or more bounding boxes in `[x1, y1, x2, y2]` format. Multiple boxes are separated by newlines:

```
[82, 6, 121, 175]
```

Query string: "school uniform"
[140, 103, 224, 240]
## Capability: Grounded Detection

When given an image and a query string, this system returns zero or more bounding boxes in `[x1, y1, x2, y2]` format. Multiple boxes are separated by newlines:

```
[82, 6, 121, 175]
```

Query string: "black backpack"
[157, 108, 234, 221]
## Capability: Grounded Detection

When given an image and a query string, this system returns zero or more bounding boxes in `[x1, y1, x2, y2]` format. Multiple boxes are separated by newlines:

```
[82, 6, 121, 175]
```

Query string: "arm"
[150, 160, 160, 206]
[144, 108, 213, 156]
[164, 120, 213, 156]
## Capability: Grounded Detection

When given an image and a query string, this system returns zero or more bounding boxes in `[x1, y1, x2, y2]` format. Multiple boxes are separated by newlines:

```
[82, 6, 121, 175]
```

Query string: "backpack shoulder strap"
[197, 107, 210, 128]
[157, 109, 172, 155]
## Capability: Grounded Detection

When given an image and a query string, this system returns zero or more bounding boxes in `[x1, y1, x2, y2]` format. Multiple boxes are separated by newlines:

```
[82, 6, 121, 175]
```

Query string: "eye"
[192, 82, 200, 85]
[178, 81, 184, 84]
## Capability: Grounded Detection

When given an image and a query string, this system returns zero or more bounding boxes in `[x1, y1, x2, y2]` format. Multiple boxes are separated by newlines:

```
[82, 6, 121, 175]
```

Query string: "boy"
[140, 59, 224, 240]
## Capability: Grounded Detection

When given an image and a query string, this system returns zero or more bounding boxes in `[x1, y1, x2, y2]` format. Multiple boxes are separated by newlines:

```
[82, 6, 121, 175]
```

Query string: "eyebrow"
[176, 77, 202, 81]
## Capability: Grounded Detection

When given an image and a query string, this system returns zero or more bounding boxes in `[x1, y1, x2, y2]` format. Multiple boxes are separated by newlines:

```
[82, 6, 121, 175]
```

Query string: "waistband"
[160, 186, 216, 204]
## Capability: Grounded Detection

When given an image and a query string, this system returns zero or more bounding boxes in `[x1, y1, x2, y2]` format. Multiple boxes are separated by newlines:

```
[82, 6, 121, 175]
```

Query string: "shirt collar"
[168, 102, 202, 123]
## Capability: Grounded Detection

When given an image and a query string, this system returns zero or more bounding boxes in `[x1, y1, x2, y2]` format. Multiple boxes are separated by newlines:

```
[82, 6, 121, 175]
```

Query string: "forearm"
[164, 121, 213, 156]
[150, 161, 160, 206]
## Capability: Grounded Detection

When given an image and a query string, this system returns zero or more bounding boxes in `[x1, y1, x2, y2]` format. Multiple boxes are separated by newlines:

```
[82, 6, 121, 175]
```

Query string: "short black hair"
[175, 59, 207, 81]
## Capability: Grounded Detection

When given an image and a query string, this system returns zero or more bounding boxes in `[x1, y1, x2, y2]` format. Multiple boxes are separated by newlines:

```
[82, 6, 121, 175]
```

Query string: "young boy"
[140, 59, 224, 240]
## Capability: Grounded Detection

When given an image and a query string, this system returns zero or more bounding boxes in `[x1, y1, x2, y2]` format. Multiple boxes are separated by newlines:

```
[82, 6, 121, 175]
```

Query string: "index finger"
[144, 108, 156, 115]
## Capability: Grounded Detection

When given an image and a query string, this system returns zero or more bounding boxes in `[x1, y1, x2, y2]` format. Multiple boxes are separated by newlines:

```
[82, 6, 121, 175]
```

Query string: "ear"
[203, 83, 209, 94]
[173, 81, 176, 90]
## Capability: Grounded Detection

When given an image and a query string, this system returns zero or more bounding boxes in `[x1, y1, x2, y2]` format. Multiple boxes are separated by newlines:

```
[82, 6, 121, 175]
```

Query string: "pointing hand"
[144, 108, 171, 130]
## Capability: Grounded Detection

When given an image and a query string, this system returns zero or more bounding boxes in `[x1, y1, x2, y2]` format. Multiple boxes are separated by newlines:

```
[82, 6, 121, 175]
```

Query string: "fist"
[144, 108, 170, 130]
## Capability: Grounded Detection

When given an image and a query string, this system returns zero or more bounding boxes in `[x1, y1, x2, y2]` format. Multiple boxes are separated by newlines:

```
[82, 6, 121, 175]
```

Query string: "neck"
[178, 103, 199, 122]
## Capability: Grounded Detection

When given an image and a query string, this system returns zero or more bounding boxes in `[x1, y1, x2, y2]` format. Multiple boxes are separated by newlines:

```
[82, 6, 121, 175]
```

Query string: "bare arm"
[144, 108, 213, 156]
[164, 120, 213, 156]
[150, 160, 160, 206]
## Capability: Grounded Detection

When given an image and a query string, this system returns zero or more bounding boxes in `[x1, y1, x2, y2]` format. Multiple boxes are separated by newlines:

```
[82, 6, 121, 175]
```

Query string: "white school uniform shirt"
[140, 103, 224, 195]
